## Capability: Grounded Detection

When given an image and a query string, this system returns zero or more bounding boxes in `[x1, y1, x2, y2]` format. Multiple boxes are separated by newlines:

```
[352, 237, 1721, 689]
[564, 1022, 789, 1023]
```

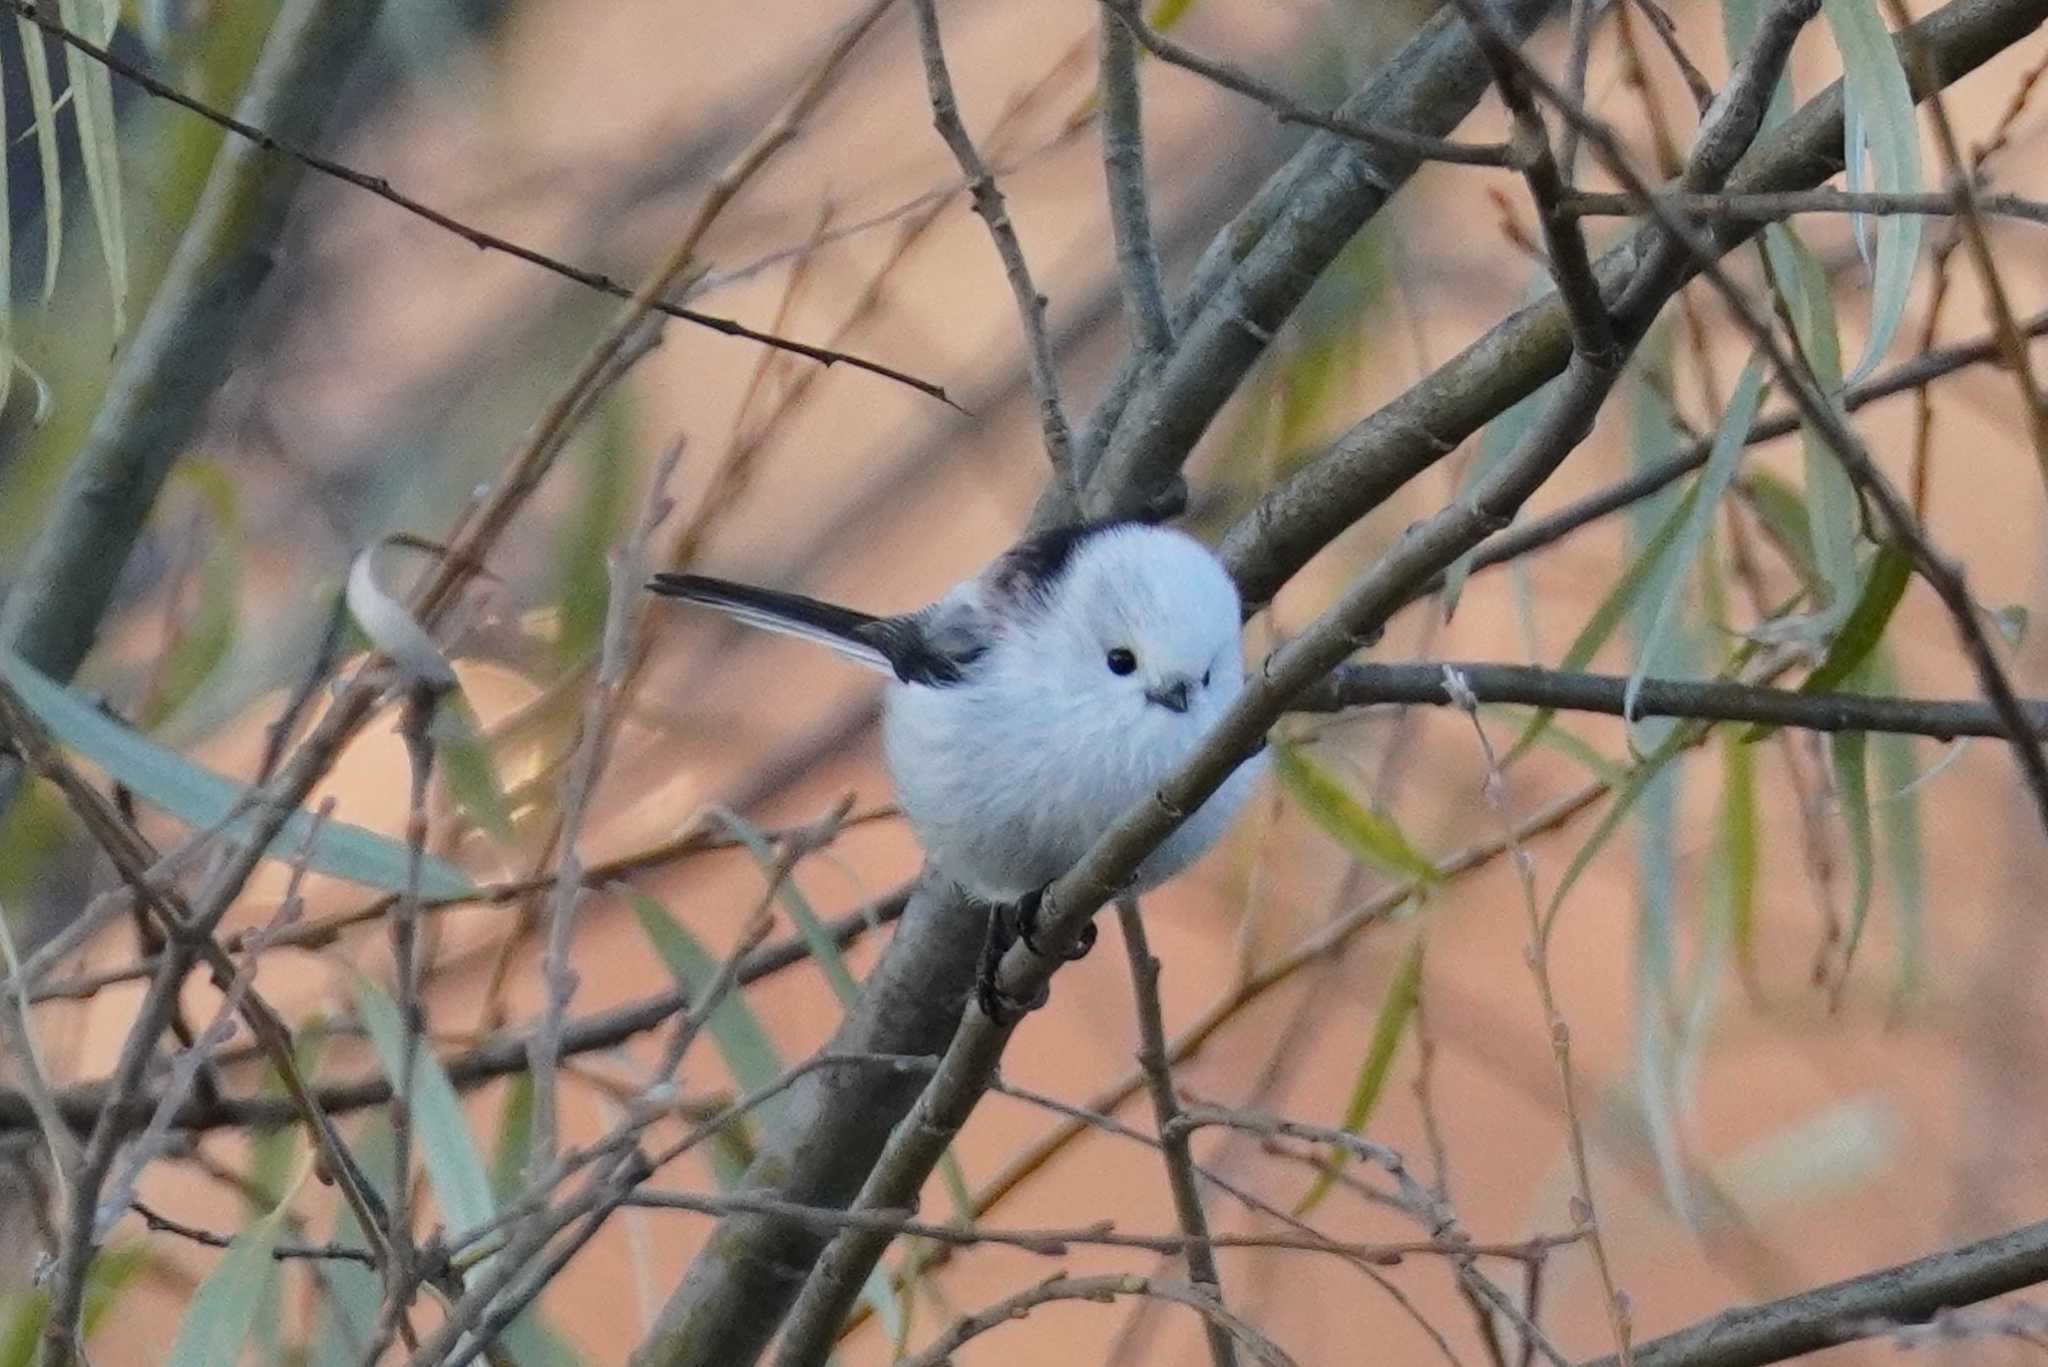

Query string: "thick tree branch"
[1585, 1217, 2048, 1367]
[633, 9, 1567, 1363]
[1562, 185, 2048, 225]
[1070, 0, 1564, 520]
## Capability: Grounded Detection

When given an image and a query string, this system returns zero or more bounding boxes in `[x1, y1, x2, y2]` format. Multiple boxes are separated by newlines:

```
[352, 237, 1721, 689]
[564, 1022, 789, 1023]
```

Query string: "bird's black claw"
[977, 907, 1048, 1021]
[1015, 887, 1095, 962]
[976, 964, 1049, 1024]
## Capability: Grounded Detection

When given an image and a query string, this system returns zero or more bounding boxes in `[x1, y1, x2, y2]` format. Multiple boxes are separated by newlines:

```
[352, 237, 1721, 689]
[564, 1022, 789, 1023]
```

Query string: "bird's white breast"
[881, 637, 1262, 904]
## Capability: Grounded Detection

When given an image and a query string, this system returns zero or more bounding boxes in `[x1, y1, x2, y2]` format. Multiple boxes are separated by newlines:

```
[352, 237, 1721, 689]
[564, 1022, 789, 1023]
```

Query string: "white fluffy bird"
[648, 521, 1264, 1007]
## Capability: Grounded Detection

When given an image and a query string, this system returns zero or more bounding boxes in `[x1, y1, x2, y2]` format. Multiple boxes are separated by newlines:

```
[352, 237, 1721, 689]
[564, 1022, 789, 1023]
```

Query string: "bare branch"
[910, 0, 1076, 497]
[897, 1274, 1299, 1367]
[1099, 11, 1174, 362]
[1098, 0, 1515, 168]
[1588, 1216, 2048, 1367]
[1298, 660, 2048, 740]
[1116, 898, 1237, 1367]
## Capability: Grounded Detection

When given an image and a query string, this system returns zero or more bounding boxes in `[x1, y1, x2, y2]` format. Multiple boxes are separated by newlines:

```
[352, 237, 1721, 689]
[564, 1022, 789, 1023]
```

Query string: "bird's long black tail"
[646, 573, 894, 674]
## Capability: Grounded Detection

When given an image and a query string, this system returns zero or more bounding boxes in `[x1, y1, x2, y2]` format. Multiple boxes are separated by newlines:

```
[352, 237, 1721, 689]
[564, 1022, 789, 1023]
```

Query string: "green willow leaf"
[1717, 730, 1761, 985]
[55, 0, 125, 334]
[1295, 931, 1424, 1215]
[0, 647, 472, 897]
[1504, 481, 1701, 765]
[355, 978, 494, 1237]
[1739, 471, 1820, 590]
[1804, 545, 1913, 696]
[1830, 727, 1875, 998]
[1762, 224, 1858, 620]
[491, 1071, 538, 1205]
[1874, 725, 1926, 1013]
[555, 391, 634, 668]
[434, 695, 518, 846]
[1546, 724, 1694, 930]
[627, 891, 786, 1126]
[712, 809, 861, 1006]
[313, 1120, 391, 1367]
[1824, 0, 1924, 380]
[626, 887, 906, 1342]
[1743, 544, 1912, 742]
[166, 1156, 312, 1367]
[1273, 743, 1439, 883]
[1626, 357, 1769, 726]
[16, 16, 61, 301]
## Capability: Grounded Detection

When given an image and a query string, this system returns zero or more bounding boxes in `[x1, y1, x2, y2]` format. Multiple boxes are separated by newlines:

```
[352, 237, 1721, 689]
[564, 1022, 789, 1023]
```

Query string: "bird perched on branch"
[649, 520, 1264, 1017]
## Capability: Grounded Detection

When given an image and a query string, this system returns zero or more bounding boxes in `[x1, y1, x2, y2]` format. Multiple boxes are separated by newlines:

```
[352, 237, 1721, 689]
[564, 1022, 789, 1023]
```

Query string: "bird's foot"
[975, 889, 1097, 1023]
[977, 907, 1048, 1023]
[1014, 887, 1096, 962]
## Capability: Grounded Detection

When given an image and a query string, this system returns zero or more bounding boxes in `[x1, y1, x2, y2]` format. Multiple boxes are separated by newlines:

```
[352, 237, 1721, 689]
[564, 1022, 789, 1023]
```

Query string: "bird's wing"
[646, 573, 991, 686]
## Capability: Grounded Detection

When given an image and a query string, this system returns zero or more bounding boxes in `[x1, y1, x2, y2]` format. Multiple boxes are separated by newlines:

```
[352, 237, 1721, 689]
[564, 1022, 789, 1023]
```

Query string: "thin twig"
[530, 438, 683, 1178]
[0, 0, 955, 410]
[1116, 897, 1237, 1367]
[898, 1273, 1299, 1367]
[1099, 0, 1515, 167]
[911, 0, 1076, 498]
[132, 1200, 377, 1265]
[1455, 0, 1619, 366]
[0, 903, 76, 1198]
[1294, 660, 2048, 740]
[1099, 12, 1174, 362]
[1444, 668, 1633, 1366]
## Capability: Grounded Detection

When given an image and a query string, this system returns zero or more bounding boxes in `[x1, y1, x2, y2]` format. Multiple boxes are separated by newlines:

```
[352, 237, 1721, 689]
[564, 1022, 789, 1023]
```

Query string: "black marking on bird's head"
[986, 519, 1144, 608]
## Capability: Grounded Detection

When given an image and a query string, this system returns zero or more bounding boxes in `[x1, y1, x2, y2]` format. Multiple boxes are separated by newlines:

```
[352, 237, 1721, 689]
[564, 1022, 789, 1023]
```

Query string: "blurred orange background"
[18, 0, 2048, 1362]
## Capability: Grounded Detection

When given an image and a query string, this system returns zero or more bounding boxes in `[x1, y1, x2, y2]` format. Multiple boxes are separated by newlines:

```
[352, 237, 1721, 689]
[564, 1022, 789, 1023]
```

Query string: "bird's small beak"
[1145, 676, 1193, 714]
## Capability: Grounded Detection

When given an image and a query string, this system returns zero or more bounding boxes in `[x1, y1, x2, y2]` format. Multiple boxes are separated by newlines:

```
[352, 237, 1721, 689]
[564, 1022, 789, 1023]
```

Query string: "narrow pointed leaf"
[17, 16, 62, 300]
[166, 1156, 313, 1367]
[55, 0, 125, 333]
[1739, 472, 1821, 590]
[1718, 730, 1761, 984]
[0, 647, 472, 897]
[1546, 724, 1694, 929]
[1742, 544, 1914, 742]
[354, 978, 495, 1236]
[1830, 727, 1875, 995]
[1626, 357, 1768, 725]
[1273, 743, 1438, 883]
[1295, 931, 1424, 1215]
[714, 810, 860, 1006]
[1504, 481, 1701, 765]
[434, 695, 518, 846]
[627, 891, 785, 1120]
[1824, 0, 1924, 379]
[1874, 725, 1926, 1012]
[1762, 225, 1858, 620]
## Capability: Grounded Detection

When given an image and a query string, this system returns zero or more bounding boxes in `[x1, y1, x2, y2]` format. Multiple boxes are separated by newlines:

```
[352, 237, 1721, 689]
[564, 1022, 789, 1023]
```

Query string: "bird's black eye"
[1106, 647, 1138, 676]
[1201, 668, 1212, 687]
